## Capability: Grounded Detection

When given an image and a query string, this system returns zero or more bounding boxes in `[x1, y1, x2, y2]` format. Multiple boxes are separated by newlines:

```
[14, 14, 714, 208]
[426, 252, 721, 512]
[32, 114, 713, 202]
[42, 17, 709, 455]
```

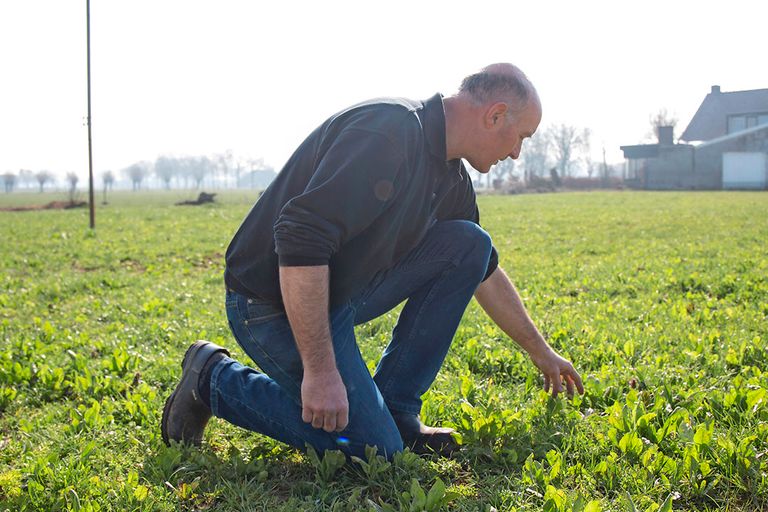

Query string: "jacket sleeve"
[273, 126, 406, 266]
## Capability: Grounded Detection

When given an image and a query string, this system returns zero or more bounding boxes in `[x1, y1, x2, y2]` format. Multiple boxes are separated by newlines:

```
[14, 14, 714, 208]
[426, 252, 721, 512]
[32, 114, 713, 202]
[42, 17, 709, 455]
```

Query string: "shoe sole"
[160, 341, 207, 446]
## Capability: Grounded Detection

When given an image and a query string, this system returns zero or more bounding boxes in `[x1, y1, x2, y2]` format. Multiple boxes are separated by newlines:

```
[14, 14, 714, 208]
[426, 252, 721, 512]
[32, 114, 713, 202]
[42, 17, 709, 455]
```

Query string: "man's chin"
[466, 159, 492, 173]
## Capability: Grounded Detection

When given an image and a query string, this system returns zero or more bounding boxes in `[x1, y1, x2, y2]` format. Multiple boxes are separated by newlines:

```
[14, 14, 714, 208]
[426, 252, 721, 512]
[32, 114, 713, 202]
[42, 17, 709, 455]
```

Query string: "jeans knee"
[450, 221, 492, 275]
[380, 438, 405, 461]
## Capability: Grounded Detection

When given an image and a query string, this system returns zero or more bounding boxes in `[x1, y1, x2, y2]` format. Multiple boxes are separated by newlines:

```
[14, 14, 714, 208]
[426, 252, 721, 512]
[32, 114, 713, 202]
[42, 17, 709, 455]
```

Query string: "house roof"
[680, 86, 768, 142]
[619, 144, 659, 159]
[695, 123, 768, 149]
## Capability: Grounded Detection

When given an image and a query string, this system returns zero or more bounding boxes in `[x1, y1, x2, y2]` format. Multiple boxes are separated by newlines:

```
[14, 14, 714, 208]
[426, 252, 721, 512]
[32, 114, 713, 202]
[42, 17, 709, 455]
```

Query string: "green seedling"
[306, 445, 347, 483]
[1, 191, 767, 509]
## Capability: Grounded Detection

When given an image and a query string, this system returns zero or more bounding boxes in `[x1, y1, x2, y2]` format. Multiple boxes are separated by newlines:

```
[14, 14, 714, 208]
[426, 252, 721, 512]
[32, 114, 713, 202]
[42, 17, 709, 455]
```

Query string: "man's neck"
[443, 95, 474, 162]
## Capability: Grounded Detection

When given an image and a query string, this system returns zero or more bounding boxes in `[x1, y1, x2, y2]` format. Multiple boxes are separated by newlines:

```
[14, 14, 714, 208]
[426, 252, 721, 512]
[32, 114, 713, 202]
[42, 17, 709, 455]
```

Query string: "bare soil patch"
[0, 200, 87, 212]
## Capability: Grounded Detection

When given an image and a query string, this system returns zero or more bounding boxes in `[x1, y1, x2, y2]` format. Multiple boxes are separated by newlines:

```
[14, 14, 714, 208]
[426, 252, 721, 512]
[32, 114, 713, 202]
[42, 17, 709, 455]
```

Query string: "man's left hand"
[530, 348, 584, 398]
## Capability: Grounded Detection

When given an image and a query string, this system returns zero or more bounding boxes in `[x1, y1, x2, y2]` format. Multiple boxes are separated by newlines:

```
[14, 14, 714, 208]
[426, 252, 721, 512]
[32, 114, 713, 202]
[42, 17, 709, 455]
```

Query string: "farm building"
[621, 85, 768, 190]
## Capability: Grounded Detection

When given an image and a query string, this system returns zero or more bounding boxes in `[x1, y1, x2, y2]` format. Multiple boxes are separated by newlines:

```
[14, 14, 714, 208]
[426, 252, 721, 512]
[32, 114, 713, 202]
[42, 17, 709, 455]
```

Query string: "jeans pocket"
[243, 299, 286, 326]
[227, 297, 302, 400]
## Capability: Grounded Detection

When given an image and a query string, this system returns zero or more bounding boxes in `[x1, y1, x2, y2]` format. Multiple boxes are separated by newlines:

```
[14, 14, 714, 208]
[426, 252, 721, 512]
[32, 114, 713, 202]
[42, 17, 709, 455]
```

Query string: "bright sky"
[1, 0, 767, 179]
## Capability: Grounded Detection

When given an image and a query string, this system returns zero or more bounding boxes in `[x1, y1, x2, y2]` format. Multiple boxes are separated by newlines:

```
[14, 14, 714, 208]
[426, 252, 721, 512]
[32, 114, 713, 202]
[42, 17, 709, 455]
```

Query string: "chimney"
[711, 85, 721, 94]
[658, 125, 674, 146]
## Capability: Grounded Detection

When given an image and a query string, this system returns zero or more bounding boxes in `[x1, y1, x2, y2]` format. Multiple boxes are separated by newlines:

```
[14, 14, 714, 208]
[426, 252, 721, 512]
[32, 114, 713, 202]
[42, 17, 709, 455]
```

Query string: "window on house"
[626, 158, 645, 180]
[728, 116, 746, 134]
[758, 114, 768, 126]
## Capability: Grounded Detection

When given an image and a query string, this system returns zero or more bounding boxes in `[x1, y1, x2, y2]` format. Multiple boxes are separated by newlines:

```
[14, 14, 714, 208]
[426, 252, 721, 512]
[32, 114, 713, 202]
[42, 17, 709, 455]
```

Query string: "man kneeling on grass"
[161, 63, 584, 459]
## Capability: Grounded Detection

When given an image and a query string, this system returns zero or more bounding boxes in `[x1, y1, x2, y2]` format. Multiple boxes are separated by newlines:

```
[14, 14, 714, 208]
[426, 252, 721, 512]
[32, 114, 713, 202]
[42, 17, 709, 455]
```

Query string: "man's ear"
[485, 102, 509, 128]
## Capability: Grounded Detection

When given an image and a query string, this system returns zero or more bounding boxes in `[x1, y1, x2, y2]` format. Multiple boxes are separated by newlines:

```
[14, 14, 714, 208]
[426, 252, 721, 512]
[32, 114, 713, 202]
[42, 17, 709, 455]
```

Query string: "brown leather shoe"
[392, 412, 459, 457]
[161, 341, 229, 446]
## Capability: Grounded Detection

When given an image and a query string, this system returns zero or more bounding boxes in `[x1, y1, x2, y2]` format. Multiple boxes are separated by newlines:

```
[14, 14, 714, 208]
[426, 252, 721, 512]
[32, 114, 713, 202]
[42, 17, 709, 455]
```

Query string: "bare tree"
[214, 150, 239, 188]
[102, 170, 114, 190]
[244, 157, 277, 189]
[102, 170, 114, 203]
[600, 146, 611, 185]
[233, 153, 248, 188]
[123, 162, 149, 191]
[519, 131, 552, 182]
[155, 156, 177, 189]
[179, 156, 212, 189]
[648, 108, 678, 141]
[550, 124, 591, 178]
[35, 170, 55, 193]
[65, 172, 79, 202]
[208, 154, 219, 189]
[2, 172, 16, 193]
[248, 157, 265, 174]
[489, 158, 516, 189]
[18, 169, 35, 190]
[587, 152, 611, 182]
[549, 166, 562, 187]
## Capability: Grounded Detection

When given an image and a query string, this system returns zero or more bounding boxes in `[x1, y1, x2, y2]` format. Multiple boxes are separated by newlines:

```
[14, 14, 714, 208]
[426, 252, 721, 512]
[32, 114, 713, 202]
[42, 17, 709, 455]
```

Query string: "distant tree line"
[1, 151, 276, 194]
[2, 110, 678, 195]
[1, 169, 57, 193]
[120, 153, 276, 192]
[478, 122, 620, 190]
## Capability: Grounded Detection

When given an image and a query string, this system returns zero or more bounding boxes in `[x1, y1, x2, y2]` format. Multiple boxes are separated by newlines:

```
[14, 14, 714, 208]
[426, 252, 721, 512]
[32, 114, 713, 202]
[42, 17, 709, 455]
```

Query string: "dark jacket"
[225, 93, 498, 307]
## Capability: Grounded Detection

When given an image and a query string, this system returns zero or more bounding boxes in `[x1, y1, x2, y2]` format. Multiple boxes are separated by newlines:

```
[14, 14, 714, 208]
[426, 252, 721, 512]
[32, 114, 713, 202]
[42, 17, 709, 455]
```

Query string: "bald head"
[443, 63, 542, 169]
[458, 63, 539, 113]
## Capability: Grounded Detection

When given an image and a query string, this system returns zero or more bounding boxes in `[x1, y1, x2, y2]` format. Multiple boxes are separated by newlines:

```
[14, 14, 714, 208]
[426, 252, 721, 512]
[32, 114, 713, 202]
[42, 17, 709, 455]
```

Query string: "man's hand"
[475, 268, 585, 399]
[279, 265, 349, 432]
[301, 368, 349, 432]
[530, 348, 584, 398]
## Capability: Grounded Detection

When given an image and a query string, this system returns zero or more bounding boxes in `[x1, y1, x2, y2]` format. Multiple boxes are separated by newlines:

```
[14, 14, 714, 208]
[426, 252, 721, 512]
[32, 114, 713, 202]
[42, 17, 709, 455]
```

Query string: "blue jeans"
[210, 220, 493, 459]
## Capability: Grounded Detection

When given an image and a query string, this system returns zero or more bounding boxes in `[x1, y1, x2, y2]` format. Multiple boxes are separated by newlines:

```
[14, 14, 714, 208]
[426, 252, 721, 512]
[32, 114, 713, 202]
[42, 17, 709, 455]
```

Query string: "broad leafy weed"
[1, 190, 767, 510]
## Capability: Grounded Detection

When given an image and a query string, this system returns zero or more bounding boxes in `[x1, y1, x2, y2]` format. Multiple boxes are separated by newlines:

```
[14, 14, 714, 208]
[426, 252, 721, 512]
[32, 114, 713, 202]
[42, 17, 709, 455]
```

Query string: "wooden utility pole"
[86, 0, 95, 228]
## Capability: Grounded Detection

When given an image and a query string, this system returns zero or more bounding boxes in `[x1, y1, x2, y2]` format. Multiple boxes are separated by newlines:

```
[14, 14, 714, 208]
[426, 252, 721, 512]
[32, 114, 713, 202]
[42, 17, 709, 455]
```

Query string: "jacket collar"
[422, 93, 462, 175]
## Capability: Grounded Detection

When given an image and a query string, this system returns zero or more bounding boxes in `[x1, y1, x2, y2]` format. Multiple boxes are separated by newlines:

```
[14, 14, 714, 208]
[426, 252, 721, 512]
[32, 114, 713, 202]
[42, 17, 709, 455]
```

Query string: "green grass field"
[1, 190, 767, 511]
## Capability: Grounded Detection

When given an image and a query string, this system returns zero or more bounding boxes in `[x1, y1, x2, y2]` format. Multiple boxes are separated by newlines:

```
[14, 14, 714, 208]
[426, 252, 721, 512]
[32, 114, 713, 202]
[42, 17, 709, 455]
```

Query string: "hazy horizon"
[1, 0, 767, 181]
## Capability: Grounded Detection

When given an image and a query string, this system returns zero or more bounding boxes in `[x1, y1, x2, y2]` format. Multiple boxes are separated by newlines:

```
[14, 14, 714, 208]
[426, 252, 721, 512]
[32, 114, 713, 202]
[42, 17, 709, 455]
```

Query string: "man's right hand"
[301, 368, 349, 432]
[279, 265, 349, 432]
[529, 347, 584, 399]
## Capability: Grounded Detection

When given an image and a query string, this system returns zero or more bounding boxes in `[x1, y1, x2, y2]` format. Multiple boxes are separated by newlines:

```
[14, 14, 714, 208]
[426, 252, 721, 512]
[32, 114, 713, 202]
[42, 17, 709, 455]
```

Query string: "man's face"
[471, 100, 542, 173]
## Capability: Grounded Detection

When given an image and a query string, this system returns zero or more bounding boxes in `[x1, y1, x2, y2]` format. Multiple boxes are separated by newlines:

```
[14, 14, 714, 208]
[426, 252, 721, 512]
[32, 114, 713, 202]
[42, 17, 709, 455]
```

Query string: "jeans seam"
[210, 364, 304, 443]
[226, 395, 311, 449]
[209, 357, 230, 417]
[232, 299, 302, 401]
[378, 262, 455, 404]
[244, 325, 302, 402]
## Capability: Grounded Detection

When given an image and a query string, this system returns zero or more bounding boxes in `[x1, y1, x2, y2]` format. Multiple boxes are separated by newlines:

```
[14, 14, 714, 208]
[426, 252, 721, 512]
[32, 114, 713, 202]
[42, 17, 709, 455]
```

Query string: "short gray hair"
[459, 68, 534, 107]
